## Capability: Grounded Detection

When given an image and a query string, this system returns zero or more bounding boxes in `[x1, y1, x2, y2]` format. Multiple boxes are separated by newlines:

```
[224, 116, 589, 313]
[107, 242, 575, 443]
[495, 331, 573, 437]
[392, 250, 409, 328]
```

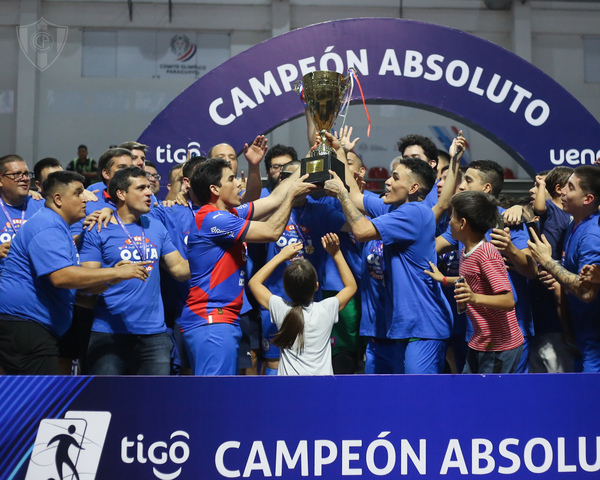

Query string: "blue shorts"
[364, 338, 397, 374]
[183, 323, 242, 376]
[261, 308, 280, 360]
[394, 339, 448, 374]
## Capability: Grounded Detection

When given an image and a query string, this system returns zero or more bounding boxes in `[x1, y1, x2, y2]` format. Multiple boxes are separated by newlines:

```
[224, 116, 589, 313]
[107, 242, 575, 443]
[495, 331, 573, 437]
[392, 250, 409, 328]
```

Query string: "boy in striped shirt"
[426, 191, 523, 373]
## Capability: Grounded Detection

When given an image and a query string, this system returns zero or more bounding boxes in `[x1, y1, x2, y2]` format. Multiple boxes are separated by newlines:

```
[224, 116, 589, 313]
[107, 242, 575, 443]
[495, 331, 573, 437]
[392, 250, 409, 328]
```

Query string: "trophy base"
[300, 154, 348, 198]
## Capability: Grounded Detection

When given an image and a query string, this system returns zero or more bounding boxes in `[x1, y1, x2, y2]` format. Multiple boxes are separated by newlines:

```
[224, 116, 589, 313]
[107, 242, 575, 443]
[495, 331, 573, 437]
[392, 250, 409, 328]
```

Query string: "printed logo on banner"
[25, 410, 111, 480]
[170, 35, 197, 62]
[155, 141, 202, 164]
[121, 430, 191, 479]
[16, 18, 68, 72]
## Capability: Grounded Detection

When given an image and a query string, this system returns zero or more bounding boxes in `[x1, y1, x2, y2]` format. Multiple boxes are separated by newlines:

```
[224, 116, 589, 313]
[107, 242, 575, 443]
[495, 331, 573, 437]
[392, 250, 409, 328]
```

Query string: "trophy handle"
[293, 80, 302, 94]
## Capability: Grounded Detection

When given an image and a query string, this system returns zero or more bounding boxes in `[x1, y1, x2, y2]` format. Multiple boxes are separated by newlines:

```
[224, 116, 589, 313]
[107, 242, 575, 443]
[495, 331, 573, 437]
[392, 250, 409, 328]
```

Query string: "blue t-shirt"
[562, 212, 600, 370]
[441, 205, 534, 338]
[359, 239, 387, 338]
[423, 179, 439, 208]
[313, 195, 362, 291]
[0, 207, 79, 336]
[79, 215, 176, 335]
[179, 203, 253, 330]
[365, 196, 453, 340]
[530, 200, 572, 335]
[0, 196, 44, 274]
[263, 198, 346, 301]
[149, 203, 198, 324]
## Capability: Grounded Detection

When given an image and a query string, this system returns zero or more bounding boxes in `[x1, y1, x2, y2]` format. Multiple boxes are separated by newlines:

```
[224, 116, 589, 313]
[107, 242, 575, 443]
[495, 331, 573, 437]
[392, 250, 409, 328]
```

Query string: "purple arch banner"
[139, 18, 600, 177]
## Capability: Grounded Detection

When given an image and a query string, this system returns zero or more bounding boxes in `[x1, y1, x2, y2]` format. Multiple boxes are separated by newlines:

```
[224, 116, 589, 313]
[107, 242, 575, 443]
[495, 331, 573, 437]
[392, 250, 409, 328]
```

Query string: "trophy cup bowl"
[296, 70, 350, 188]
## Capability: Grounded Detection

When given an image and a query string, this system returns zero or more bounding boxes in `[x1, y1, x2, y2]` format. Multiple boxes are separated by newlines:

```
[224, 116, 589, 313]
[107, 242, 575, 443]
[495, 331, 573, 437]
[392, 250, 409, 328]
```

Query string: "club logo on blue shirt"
[119, 236, 159, 269]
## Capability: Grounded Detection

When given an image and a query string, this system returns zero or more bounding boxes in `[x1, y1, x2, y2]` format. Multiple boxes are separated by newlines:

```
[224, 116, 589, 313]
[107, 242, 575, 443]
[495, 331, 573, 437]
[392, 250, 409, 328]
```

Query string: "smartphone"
[455, 277, 467, 314]
[525, 221, 542, 241]
[496, 217, 505, 230]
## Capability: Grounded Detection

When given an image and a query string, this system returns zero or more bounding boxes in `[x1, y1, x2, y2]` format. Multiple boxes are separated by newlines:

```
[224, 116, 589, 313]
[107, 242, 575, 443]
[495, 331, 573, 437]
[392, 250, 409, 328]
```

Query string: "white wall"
[0, 0, 599, 177]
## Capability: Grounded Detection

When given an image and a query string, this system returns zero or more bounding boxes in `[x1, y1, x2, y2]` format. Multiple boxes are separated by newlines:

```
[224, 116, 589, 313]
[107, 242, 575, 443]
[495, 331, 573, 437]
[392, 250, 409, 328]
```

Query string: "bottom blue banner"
[1, 374, 599, 479]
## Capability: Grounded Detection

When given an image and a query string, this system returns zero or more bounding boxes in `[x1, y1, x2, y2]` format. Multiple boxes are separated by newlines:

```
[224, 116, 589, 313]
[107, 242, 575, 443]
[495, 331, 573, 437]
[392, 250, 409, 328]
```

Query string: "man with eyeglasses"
[0, 155, 44, 274]
[263, 144, 296, 194]
[144, 160, 162, 197]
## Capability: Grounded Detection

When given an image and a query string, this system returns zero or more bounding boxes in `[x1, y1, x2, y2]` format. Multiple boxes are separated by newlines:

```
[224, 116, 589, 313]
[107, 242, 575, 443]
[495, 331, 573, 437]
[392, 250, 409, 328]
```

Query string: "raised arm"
[528, 231, 600, 302]
[240, 135, 268, 203]
[431, 132, 465, 223]
[244, 174, 316, 243]
[324, 171, 380, 242]
[322, 233, 357, 310]
[248, 242, 304, 309]
[491, 228, 538, 279]
[532, 175, 548, 215]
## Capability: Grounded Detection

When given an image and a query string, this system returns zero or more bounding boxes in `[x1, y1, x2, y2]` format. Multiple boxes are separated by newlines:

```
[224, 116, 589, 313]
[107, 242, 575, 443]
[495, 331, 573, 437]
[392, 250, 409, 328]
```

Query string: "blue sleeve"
[440, 220, 458, 247]
[508, 222, 529, 251]
[79, 228, 103, 263]
[576, 231, 600, 271]
[370, 203, 421, 246]
[234, 202, 254, 221]
[204, 209, 250, 244]
[160, 227, 178, 258]
[148, 204, 167, 225]
[28, 228, 76, 276]
[363, 193, 391, 219]
[423, 180, 438, 208]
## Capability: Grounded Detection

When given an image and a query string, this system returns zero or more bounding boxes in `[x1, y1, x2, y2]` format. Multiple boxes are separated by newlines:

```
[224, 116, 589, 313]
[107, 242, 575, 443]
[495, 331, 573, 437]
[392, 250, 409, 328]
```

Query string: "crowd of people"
[1, 122, 599, 376]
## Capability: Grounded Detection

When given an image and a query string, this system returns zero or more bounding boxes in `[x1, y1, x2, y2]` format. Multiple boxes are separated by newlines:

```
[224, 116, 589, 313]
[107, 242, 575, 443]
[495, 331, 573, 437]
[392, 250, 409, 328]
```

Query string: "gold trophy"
[295, 70, 351, 187]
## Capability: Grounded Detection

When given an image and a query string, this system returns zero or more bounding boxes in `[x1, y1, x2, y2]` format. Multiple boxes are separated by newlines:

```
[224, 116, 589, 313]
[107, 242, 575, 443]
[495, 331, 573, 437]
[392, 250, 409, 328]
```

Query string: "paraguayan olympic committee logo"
[25, 410, 111, 480]
[17, 17, 68, 72]
[169, 34, 197, 62]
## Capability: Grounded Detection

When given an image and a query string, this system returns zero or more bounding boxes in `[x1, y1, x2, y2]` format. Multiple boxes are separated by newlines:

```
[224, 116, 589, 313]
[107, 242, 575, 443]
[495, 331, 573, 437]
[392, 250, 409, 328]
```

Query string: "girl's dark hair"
[272, 259, 318, 352]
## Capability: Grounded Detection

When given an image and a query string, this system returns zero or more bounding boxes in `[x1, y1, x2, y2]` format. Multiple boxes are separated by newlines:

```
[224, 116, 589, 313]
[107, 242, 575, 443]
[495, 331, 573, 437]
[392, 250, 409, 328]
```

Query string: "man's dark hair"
[264, 144, 298, 171]
[43, 171, 85, 198]
[34, 157, 62, 182]
[0, 155, 25, 174]
[437, 149, 451, 166]
[168, 164, 183, 184]
[574, 165, 600, 204]
[182, 156, 207, 180]
[451, 191, 500, 236]
[108, 166, 147, 203]
[191, 158, 231, 205]
[144, 160, 157, 170]
[118, 141, 148, 153]
[400, 157, 436, 198]
[98, 148, 133, 177]
[468, 159, 505, 197]
[78, 144, 88, 151]
[544, 166, 573, 197]
[397, 134, 438, 165]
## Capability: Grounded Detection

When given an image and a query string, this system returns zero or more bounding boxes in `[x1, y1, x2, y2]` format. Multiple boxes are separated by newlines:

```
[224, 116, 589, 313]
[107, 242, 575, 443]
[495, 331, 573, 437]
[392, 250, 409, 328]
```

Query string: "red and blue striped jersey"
[179, 203, 253, 330]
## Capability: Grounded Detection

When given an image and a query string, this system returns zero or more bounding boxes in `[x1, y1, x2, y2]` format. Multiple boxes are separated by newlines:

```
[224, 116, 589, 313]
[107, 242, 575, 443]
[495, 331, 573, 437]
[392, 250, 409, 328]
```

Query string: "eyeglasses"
[269, 164, 285, 172]
[1, 172, 34, 181]
[146, 173, 161, 181]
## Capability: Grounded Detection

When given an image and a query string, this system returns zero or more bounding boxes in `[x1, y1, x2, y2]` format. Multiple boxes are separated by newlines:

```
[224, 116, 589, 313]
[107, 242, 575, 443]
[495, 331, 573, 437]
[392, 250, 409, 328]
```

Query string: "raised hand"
[322, 232, 340, 256]
[334, 125, 359, 153]
[278, 241, 303, 261]
[243, 135, 268, 166]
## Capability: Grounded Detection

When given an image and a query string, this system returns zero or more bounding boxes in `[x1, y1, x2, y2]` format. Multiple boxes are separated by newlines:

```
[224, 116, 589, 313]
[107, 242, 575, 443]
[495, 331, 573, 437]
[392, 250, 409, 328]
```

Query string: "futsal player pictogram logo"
[25, 411, 111, 480]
